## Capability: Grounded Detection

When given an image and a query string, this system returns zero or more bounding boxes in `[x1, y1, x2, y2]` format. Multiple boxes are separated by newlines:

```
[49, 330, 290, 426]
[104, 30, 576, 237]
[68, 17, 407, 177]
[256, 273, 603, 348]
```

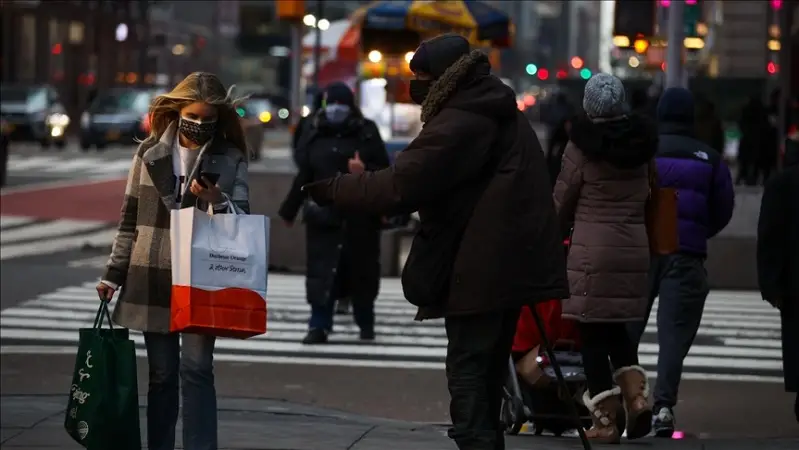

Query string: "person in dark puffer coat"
[628, 87, 735, 438]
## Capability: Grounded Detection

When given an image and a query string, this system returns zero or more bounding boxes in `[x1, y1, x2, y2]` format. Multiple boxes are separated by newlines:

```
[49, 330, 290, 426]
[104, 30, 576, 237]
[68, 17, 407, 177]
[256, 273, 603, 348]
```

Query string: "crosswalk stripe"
[0, 275, 783, 381]
[7, 155, 62, 170]
[0, 215, 116, 260]
[0, 216, 36, 227]
[0, 219, 105, 244]
[86, 159, 135, 174]
[40, 157, 106, 173]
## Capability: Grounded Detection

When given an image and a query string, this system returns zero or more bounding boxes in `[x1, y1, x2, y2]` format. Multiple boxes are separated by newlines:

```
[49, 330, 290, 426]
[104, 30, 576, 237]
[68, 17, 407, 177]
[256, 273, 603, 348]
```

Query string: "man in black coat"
[757, 132, 799, 423]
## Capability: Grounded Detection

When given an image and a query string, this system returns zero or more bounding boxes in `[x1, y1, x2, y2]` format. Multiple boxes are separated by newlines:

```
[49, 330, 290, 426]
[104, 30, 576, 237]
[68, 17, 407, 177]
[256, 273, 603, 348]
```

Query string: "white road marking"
[0, 277, 784, 382]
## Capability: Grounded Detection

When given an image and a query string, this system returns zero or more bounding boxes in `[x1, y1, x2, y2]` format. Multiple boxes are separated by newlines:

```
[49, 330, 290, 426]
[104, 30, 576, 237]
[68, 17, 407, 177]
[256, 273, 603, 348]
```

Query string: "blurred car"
[79, 88, 163, 150]
[0, 84, 69, 148]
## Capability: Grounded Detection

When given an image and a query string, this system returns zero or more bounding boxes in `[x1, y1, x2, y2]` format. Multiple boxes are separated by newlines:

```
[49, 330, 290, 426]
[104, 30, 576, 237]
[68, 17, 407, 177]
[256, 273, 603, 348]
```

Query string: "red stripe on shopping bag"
[170, 286, 267, 339]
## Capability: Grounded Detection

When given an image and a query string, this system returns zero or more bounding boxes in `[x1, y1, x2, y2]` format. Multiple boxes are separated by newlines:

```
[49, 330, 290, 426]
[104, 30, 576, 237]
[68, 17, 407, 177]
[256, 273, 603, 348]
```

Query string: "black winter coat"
[279, 112, 389, 306]
[757, 142, 799, 392]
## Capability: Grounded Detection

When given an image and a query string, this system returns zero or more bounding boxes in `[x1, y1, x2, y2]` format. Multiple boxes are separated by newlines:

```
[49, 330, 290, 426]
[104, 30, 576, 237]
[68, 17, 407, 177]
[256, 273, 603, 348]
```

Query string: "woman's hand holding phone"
[190, 173, 223, 204]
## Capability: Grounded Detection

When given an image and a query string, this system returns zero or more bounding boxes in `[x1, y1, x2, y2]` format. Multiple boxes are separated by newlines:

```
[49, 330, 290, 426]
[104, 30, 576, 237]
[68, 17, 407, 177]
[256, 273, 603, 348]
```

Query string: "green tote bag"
[64, 303, 142, 450]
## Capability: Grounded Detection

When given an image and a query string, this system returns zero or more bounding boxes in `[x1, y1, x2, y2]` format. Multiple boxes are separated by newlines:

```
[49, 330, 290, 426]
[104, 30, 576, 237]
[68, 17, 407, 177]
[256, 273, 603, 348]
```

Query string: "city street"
[1, 132, 796, 449]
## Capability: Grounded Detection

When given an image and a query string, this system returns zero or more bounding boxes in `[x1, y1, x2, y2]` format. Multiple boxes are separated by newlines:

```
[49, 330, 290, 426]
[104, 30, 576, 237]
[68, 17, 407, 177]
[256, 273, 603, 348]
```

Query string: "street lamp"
[303, 14, 316, 27]
[318, 19, 330, 31]
[368, 50, 382, 63]
[404, 52, 414, 63]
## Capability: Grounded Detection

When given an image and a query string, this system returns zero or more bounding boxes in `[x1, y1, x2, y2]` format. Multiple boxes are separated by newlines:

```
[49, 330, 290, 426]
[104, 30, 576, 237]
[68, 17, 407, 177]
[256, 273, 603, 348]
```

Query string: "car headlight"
[80, 112, 91, 128]
[47, 113, 70, 127]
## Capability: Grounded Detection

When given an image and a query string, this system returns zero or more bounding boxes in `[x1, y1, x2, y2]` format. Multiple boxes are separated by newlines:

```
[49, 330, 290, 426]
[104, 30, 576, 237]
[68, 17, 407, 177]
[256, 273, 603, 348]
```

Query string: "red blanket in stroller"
[512, 300, 582, 354]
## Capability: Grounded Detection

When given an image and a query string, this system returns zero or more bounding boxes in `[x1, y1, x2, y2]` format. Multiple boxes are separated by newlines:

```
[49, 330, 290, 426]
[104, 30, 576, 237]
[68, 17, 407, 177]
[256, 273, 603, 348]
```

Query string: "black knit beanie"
[409, 33, 470, 78]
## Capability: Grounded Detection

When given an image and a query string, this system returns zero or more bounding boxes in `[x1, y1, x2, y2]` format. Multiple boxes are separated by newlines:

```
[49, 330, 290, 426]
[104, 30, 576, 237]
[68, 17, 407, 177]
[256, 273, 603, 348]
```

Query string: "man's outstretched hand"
[302, 178, 336, 207]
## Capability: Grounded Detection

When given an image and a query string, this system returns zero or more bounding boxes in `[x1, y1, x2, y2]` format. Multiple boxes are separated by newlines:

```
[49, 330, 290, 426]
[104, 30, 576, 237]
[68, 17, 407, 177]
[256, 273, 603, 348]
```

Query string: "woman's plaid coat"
[103, 122, 250, 333]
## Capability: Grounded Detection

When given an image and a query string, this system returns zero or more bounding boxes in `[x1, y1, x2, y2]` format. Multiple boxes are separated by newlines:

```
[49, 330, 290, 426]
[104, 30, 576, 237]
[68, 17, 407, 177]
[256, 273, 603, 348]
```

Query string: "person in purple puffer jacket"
[628, 87, 735, 438]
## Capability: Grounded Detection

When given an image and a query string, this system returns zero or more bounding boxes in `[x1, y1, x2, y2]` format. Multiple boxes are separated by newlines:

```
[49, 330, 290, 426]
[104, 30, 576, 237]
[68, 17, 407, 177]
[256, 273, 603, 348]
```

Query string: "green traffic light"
[580, 68, 592, 80]
[525, 64, 538, 76]
[236, 107, 246, 118]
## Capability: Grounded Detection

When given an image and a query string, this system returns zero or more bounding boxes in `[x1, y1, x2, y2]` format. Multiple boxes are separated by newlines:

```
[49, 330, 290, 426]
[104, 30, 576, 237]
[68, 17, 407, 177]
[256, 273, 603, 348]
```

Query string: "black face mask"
[179, 117, 217, 146]
[409, 79, 432, 105]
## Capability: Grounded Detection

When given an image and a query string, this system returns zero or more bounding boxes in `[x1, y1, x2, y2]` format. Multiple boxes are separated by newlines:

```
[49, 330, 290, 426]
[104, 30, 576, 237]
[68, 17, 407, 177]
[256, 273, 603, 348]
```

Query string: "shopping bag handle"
[92, 302, 114, 330]
[205, 193, 237, 216]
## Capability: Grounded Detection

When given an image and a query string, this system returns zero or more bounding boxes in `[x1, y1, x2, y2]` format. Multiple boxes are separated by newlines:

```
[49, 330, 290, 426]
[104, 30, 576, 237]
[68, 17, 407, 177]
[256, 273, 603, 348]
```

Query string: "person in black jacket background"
[757, 132, 799, 423]
[292, 91, 324, 158]
[279, 82, 389, 344]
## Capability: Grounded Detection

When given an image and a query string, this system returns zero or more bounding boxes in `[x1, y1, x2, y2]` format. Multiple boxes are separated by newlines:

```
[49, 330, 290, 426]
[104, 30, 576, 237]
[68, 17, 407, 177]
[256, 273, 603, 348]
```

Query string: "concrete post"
[665, 0, 685, 88]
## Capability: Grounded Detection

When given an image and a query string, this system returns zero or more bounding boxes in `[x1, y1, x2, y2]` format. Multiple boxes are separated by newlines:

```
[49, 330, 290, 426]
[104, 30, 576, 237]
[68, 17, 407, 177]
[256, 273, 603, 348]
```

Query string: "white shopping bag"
[170, 204, 269, 338]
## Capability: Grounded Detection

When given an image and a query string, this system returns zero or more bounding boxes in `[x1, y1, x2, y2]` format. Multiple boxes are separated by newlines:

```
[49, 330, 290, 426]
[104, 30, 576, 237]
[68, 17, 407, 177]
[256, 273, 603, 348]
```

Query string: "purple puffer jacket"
[654, 122, 735, 255]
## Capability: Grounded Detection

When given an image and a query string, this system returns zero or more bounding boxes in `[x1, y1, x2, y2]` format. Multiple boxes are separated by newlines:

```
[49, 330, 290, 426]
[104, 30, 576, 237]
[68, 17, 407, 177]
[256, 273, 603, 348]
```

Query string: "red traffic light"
[767, 61, 778, 74]
[51, 43, 62, 55]
[556, 70, 568, 79]
[537, 68, 549, 80]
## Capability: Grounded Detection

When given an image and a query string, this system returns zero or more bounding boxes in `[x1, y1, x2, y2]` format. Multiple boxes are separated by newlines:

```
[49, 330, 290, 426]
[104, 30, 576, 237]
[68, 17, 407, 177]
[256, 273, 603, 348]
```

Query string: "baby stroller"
[501, 300, 592, 437]
[500, 237, 592, 449]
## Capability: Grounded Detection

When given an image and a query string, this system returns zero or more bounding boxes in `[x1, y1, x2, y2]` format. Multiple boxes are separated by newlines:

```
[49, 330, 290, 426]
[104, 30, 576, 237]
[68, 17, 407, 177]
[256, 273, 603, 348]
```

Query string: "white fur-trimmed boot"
[614, 365, 653, 439]
[582, 387, 622, 444]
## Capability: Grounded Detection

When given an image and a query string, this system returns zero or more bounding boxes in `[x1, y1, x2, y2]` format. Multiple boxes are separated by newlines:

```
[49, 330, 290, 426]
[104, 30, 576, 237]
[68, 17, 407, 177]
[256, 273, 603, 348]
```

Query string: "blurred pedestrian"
[303, 34, 568, 450]
[96, 72, 251, 450]
[279, 82, 388, 345]
[757, 129, 799, 424]
[554, 73, 657, 443]
[694, 94, 725, 155]
[292, 91, 324, 156]
[737, 96, 773, 185]
[628, 87, 735, 437]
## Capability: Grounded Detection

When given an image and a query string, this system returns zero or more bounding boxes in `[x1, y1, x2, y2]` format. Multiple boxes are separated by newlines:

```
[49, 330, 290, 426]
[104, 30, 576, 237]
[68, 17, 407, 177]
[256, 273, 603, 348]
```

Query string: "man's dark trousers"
[445, 307, 520, 450]
[628, 253, 710, 410]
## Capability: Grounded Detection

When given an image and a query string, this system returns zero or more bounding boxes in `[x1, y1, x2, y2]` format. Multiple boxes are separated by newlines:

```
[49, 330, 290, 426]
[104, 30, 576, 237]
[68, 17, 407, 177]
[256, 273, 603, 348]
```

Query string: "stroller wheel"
[501, 395, 526, 435]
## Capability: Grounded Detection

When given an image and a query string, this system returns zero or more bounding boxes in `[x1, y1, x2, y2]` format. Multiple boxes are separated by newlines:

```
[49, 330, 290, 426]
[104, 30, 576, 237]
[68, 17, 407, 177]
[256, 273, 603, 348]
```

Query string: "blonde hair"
[143, 72, 248, 155]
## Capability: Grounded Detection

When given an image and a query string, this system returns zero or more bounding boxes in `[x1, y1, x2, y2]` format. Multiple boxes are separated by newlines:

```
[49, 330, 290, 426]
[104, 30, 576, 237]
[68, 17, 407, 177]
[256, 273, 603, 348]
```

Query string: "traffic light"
[570, 57, 583, 69]
[579, 68, 592, 80]
[767, 61, 778, 75]
[556, 69, 568, 80]
[525, 63, 538, 75]
[633, 39, 649, 54]
[537, 69, 549, 81]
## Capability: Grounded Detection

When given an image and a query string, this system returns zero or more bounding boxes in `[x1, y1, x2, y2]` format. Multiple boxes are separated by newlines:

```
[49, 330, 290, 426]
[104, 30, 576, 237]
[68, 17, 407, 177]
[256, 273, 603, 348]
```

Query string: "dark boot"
[302, 328, 328, 345]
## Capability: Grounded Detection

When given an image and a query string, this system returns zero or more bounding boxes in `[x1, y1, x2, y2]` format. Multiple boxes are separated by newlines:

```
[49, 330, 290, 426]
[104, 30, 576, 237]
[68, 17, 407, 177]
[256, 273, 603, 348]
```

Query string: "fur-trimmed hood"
[420, 49, 517, 123]
[569, 113, 658, 169]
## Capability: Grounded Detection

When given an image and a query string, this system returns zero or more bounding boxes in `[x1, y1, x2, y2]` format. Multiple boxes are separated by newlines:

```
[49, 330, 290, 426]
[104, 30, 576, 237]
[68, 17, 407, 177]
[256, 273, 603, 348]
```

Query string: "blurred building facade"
[0, 0, 244, 115]
[235, 0, 368, 99]
[0, 0, 150, 116]
[490, 0, 601, 90]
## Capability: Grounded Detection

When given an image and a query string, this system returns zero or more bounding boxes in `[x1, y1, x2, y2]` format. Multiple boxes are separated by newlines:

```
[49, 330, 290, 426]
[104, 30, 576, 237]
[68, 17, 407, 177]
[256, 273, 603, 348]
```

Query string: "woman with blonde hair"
[95, 72, 250, 450]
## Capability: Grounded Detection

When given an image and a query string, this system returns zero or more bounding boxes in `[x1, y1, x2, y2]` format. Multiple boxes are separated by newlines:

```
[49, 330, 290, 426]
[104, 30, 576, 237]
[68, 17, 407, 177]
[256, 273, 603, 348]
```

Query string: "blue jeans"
[308, 299, 374, 332]
[628, 253, 709, 409]
[143, 332, 217, 450]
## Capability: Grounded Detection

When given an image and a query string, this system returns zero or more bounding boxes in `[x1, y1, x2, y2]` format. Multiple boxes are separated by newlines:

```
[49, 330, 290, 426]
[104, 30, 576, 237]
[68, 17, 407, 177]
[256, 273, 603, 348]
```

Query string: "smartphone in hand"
[198, 172, 220, 188]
